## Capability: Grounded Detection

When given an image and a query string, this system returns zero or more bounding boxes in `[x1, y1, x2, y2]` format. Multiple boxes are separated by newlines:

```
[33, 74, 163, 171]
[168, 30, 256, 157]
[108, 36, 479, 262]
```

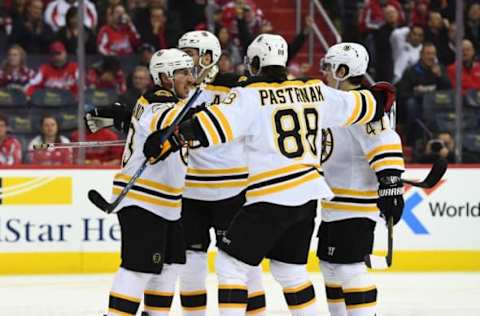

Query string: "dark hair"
[261, 65, 288, 81]
[40, 115, 61, 143]
[66, 6, 78, 24]
[0, 114, 7, 125]
[101, 56, 121, 73]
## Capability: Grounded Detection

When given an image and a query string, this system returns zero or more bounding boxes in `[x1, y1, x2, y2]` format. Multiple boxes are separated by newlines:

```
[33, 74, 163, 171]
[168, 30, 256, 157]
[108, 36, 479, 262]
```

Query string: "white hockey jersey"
[111, 91, 187, 220]
[184, 82, 248, 201]
[321, 115, 405, 222]
[193, 78, 380, 207]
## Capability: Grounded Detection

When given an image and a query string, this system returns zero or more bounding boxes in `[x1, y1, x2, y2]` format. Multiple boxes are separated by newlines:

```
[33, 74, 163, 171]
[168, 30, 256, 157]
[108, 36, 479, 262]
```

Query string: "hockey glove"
[377, 169, 404, 225]
[370, 81, 396, 113]
[143, 127, 185, 162]
[84, 102, 131, 134]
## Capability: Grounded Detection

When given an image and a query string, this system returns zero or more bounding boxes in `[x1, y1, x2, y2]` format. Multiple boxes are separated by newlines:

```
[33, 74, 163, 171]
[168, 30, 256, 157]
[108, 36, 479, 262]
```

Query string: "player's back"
[184, 73, 248, 201]
[321, 115, 404, 222]
[111, 87, 187, 220]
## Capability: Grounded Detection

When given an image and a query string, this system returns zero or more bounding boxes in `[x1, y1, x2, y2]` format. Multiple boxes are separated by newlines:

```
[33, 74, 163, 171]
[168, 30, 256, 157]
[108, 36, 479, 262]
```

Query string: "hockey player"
[86, 30, 265, 315]
[318, 43, 405, 316]
[150, 34, 396, 316]
[105, 48, 195, 316]
[177, 31, 266, 316]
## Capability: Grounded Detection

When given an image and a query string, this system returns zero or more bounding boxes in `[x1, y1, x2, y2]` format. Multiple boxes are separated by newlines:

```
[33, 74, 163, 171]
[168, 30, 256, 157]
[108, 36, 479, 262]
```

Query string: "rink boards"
[0, 166, 479, 274]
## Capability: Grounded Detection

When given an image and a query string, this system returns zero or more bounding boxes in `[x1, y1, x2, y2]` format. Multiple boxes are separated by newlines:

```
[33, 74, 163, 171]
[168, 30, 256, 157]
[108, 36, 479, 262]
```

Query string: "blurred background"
[0, 0, 478, 166]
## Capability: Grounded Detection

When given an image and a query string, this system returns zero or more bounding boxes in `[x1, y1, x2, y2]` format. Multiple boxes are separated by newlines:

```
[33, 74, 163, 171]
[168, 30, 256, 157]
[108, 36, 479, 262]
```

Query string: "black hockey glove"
[84, 102, 132, 134]
[376, 169, 404, 225]
[143, 127, 185, 162]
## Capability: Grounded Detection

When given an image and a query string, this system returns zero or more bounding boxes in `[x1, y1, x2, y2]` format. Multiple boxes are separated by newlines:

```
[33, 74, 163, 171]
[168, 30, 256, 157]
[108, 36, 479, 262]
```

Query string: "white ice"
[1, 272, 479, 316]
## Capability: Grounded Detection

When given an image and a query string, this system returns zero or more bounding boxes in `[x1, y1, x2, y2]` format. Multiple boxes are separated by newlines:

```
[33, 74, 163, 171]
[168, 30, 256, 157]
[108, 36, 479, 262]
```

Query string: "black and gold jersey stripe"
[322, 187, 379, 213]
[112, 173, 182, 208]
[195, 105, 234, 146]
[185, 167, 248, 189]
[343, 90, 376, 126]
[366, 144, 404, 172]
[246, 164, 322, 198]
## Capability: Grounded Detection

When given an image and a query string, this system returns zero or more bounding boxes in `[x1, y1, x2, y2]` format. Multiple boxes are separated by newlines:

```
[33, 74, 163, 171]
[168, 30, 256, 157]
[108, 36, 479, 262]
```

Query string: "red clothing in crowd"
[447, 61, 480, 94]
[25, 62, 78, 97]
[0, 136, 22, 165]
[0, 66, 36, 89]
[359, 0, 404, 33]
[86, 68, 127, 94]
[70, 129, 123, 165]
[97, 23, 140, 56]
[44, 0, 98, 32]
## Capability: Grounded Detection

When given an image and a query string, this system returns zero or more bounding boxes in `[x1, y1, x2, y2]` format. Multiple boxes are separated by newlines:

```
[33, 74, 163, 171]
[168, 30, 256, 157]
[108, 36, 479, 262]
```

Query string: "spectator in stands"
[390, 24, 424, 83]
[287, 16, 315, 63]
[56, 7, 97, 54]
[87, 56, 126, 94]
[397, 42, 451, 145]
[405, 0, 429, 27]
[27, 115, 72, 165]
[25, 41, 78, 97]
[221, 0, 264, 39]
[419, 132, 455, 163]
[135, 5, 182, 50]
[120, 66, 151, 107]
[465, 2, 480, 57]
[218, 52, 234, 74]
[97, 4, 140, 56]
[424, 11, 451, 65]
[217, 26, 243, 67]
[373, 4, 400, 81]
[44, 0, 97, 32]
[447, 39, 480, 94]
[8, 0, 54, 53]
[136, 43, 155, 68]
[0, 44, 35, 90]
[0, 114, 22, 165]
[170, 0, 206, 31]
[359, 0, 404, 34]
[70, 128, 123, 166]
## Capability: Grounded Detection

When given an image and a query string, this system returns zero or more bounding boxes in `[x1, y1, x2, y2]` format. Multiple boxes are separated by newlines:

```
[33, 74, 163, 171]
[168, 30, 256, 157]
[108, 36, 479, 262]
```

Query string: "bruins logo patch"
[321, 128, 334, 164]
[154, 90, 173, 97]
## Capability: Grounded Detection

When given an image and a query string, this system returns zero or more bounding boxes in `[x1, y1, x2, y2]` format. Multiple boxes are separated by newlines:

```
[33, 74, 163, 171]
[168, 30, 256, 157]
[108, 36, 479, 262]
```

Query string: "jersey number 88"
[273, 107, 319, 158]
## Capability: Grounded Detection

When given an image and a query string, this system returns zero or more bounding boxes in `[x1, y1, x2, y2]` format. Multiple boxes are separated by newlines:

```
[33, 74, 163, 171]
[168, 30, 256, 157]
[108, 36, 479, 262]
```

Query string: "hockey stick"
[365, 159, 447, 269]
[403, 158, 448, 188]
[32, 140, 125, 150]
[87, 88, 203, 214]
[364, 216, 393, 269]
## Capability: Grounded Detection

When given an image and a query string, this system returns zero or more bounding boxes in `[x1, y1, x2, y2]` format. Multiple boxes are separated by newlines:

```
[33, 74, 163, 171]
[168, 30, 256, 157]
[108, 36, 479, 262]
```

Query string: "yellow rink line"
[0, 251, 480, 275]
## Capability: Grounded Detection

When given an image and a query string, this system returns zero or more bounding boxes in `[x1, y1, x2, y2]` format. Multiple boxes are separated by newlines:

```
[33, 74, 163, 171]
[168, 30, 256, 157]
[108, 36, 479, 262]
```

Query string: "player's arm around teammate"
[317, 43, 405, 316]
[159, 34, 396, 316]
[106, 49, 195, 316]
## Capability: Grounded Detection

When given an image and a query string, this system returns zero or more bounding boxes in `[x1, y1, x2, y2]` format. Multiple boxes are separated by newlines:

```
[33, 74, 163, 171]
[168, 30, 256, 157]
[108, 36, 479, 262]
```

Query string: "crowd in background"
[0, 0, 478, 166]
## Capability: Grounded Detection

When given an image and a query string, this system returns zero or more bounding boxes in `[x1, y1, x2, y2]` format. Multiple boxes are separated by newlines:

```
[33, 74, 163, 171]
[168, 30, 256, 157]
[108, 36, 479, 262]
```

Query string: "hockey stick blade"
[403, 158, 448, 188]
[88, 189, 113, 213]
[364, 217, 394, 270]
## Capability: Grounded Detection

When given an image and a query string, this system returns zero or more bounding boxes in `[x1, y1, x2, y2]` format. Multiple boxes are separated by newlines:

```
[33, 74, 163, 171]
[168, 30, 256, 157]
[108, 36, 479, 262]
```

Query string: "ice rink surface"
[1, 272, 480, 316]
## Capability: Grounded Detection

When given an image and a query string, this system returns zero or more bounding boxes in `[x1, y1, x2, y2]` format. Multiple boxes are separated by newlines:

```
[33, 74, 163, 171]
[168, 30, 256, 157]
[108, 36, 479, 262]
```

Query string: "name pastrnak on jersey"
[111, 88, 187, 220]
[192, 78, 380, 206]
[184, 73, 248, 201]
[321, 115, 404, 222]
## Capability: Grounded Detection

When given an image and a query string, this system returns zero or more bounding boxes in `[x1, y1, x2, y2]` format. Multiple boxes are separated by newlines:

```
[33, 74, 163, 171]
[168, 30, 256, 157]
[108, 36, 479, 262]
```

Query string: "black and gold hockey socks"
[143, 290, 174, 314]
[180, 289, 208, 313]
[344, 285, 377, 313]
[325, 284, 345, 304]
[283, 281, 317, 314]
[218, 284, 248, 313]
[246, 290, 266, 314]
[108, 291, 141, 315]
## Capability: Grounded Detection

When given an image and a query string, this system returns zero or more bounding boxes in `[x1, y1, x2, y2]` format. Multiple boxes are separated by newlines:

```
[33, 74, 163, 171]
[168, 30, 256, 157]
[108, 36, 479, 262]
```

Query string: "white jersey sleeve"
[319, 81, 378, 128]
[352, 115, 405, 173]
[111, 96, 187, 220]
